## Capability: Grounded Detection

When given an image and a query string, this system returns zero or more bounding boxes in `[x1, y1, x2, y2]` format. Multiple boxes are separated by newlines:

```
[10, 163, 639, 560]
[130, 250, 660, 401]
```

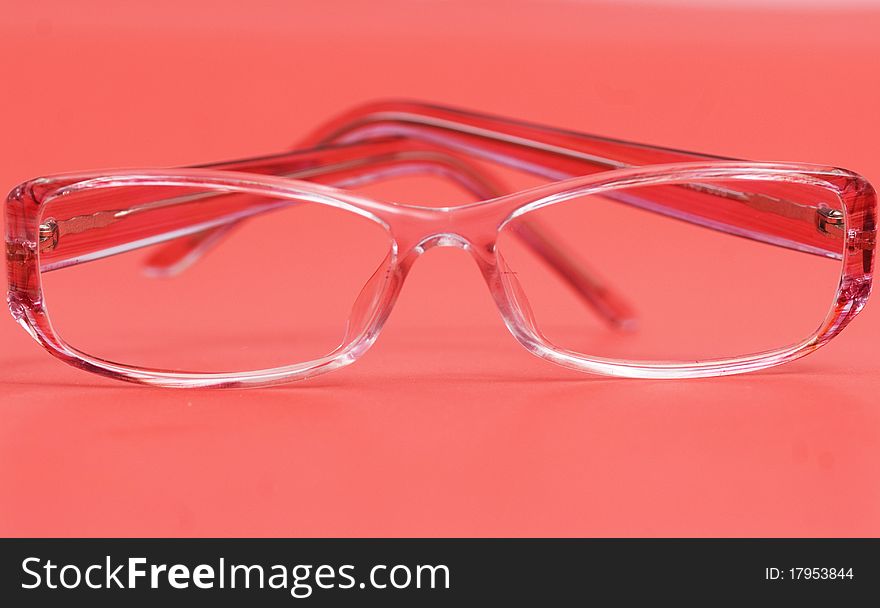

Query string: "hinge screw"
[38, 218, 59, 251]
[816, 204, 844, 234]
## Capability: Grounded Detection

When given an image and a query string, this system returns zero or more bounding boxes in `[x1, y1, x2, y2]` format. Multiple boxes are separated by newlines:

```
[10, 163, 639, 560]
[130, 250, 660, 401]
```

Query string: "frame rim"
[5, 160, 875, 387]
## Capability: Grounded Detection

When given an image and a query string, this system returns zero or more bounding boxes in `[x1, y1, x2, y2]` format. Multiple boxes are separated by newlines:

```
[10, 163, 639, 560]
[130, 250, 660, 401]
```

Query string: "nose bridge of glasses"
[396, 204, 498, 257]
[382, 206, 493, 285]
[391, 204, 639, 330]
[395, 222, 482, 263]
[417, 232, 472, 251]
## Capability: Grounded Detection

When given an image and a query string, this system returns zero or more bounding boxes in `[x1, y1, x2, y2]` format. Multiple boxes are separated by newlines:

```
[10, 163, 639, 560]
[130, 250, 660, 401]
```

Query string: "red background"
[1, 0, 879, 536]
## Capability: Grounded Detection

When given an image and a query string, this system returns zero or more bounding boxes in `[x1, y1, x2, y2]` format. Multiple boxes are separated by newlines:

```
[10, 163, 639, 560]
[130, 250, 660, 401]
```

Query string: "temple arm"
[300, 100, 845, 258]
[301, 100, 725, 172]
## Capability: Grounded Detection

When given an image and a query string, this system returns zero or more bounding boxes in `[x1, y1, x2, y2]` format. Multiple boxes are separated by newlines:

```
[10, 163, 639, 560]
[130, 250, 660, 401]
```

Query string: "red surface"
[1, 0, 879, 536]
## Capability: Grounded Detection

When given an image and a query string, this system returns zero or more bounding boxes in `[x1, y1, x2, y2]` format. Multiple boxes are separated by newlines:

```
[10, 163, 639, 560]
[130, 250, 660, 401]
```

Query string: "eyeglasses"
[6, 101, 876, 388]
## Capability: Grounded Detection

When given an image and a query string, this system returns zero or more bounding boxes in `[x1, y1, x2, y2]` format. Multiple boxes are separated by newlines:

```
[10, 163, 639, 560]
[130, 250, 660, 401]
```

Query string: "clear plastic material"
[5, 101, 876, 387]
[37, 185, 393, 372]
[497, 181, 847, 362]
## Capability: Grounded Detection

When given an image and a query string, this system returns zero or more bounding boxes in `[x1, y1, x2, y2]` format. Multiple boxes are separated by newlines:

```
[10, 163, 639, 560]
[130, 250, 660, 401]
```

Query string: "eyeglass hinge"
[816, 204, 845, 235]
[38, 218, 59, 251]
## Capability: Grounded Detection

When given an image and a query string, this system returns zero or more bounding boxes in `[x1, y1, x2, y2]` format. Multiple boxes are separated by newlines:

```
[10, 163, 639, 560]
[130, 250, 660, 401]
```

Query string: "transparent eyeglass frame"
[5, 101, 876, 388]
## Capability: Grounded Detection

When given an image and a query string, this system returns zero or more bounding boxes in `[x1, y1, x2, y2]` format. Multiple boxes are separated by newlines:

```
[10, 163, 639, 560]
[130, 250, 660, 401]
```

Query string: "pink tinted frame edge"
[4, 102, 877, 388]
[6, 163, 875, 388]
